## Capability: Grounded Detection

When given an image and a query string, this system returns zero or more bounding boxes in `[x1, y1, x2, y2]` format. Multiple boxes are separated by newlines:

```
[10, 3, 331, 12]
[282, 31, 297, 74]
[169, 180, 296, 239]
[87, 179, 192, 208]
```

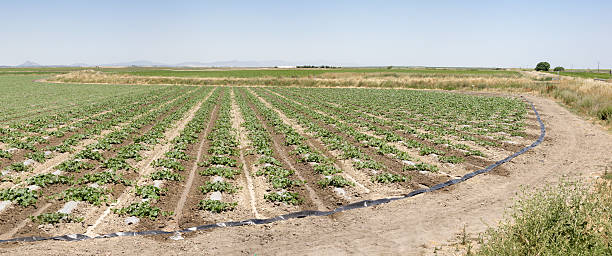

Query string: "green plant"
[553, 66, 565, 72]
[112, 201, 171, 219]
[354, 160, 383, 170]
[58, 187, 110, 205]
[29, 212, 83, 224]
[79, 171, 131, 185]
[134, 185, 167, 200]
[199, 166, 241, 179]
[198, 199, 237, 213]
[0, 188, 39, 207]
[55, 160, 94, 172]
[75, 149, 104, 161]
[317, 175, 354, 188]
[404, 163, 440, 172]
[199, 181, 240, 194]
[371, 173, 408, 183]
[26, 174, 74, 187]
[199, 155, 238, 167]
[102, 157, 134, 171]
[25, 151, 46, 163]
[151, 158, 185, 171]
[7, 162, 33, 172]
[150, 169, 183, 181]
[264, 192, 303, 205]
[439, 155, 465, 164]
[313, 164, 342, 176]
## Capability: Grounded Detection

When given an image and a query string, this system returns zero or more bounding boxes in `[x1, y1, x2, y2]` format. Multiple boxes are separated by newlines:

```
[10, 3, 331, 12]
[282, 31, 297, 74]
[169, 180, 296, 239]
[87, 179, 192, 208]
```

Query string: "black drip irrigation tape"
[0, 97, 546, 243]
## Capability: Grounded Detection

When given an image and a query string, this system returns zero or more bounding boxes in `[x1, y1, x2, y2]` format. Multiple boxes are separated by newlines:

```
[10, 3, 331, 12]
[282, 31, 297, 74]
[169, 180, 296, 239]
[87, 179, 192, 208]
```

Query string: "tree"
[553, 66, 565, 72]
[535, 62, 550, 71]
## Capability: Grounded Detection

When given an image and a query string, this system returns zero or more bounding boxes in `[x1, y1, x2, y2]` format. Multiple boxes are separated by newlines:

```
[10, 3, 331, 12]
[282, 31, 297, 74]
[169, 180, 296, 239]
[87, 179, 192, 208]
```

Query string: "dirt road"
[1, 95, 610, 256]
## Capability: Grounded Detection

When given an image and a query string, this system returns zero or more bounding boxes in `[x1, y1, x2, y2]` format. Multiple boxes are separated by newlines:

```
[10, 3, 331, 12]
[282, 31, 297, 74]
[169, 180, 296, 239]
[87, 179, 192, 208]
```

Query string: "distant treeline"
[296, 65, 341, 69]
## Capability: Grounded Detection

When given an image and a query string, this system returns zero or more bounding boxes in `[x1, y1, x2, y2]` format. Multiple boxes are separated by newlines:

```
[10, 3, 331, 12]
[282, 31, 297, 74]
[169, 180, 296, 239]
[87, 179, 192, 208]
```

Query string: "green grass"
[476, 180, 611, 255]
[553, 71, 612, 80]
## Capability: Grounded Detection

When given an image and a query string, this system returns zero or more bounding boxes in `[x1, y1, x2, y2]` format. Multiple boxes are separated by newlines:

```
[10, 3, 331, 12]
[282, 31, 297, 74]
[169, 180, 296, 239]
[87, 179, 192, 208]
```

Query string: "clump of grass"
[477, 180, 611, 255]
[596, 105, 612, 121]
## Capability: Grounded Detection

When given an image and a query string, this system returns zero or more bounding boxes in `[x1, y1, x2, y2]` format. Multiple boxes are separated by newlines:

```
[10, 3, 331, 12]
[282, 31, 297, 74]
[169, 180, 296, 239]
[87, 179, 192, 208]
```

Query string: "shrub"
[477, 181, 611, 255]
[535, 62, 550, 71]
[553, 66, 565, 72]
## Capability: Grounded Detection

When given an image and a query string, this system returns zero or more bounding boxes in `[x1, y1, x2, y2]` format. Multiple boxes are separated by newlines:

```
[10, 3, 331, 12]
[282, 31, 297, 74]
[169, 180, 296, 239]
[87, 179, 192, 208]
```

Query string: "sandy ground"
[0, 95, 610, 255]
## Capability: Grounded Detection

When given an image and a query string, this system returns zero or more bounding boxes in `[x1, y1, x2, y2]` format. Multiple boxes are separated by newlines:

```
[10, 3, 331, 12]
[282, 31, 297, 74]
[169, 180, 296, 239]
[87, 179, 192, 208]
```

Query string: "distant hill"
[17, 61, 42, 67]
[176, 60, 297, 67]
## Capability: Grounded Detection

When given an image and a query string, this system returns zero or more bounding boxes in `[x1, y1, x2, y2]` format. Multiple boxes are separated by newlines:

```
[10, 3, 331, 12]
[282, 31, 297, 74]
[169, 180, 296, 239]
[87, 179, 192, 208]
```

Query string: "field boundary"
[0, 97, 546, 244]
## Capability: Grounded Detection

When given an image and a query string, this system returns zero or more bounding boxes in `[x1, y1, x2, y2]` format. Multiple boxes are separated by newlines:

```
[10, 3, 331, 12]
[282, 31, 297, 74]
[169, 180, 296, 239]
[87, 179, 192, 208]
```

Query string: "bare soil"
[1, 95, 611, 255]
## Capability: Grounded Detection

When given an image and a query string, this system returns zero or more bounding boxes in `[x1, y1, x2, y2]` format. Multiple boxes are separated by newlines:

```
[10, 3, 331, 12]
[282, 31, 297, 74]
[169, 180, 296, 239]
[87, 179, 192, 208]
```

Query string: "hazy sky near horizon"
[2, 1, 611, 68]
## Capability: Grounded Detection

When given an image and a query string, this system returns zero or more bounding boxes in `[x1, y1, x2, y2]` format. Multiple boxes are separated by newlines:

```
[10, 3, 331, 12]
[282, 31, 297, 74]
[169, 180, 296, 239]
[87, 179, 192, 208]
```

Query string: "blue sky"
[1, 1, 610, 68]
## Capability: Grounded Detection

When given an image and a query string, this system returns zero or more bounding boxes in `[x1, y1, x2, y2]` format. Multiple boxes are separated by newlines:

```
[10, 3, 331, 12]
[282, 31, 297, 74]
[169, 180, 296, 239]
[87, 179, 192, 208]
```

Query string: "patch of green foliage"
[29, 212, 83, 224]
[150, 169, 183, 181]
[371, 172, 408, 183]
[26, 174, 74, 187]
[199, 181, 240, 194]
[317, 175, 354, 188]
[0, 188, 39, 207]
[198, 199, 237, 213]
[134, 185, 167, 200]
[264, 192, 303, 205]
[58, 187, 110, 205]
[112, 201, 172, 220]
[199, 166, 241, 179]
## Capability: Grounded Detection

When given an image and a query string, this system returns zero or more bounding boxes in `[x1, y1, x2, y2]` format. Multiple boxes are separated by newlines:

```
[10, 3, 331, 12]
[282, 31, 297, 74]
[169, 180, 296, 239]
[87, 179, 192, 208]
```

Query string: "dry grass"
[46, 70, 612, 129]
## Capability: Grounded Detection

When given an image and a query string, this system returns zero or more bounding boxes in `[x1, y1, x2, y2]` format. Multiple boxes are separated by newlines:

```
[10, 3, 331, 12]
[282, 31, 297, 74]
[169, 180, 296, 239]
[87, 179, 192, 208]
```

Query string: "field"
[0, 73, 544, 241]
[554, 71, 612, 80]
[104, 67, 520, 78]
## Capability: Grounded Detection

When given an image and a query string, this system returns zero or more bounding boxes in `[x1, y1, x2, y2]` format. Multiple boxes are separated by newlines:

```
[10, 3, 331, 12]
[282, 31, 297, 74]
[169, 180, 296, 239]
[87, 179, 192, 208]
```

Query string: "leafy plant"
[313, 164, 342, 176]
[198, 199, 237, 213]
[199, 181, 240, 194]
[55, 160, 94, 173]
[7, 162, 33, 172]
[25, 151, 47, 163]
[112, 201, 171, 220]
[26, 174, 74, 187]
[264, 192, 303, 205]
[79, 171, 131, 185]
[102, 157, 134, 171]
[29, 212, 83, 224]
[134, 185, 167, 200]
[199, 155, 238, 167]
[150, 169, 183, 181]
[371, 173, 408, 183]
[199, 166, 241, 179]
[354, 160, 383, 170]
[75, 149, 104, 161]
[439, 155, 465, 164]
[404, 163, 439, 172]
[317, 175, 354, 188]
[0, 188, 39, 207]
[58, 187, 110, 205]
[151, 158, 185, 171]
